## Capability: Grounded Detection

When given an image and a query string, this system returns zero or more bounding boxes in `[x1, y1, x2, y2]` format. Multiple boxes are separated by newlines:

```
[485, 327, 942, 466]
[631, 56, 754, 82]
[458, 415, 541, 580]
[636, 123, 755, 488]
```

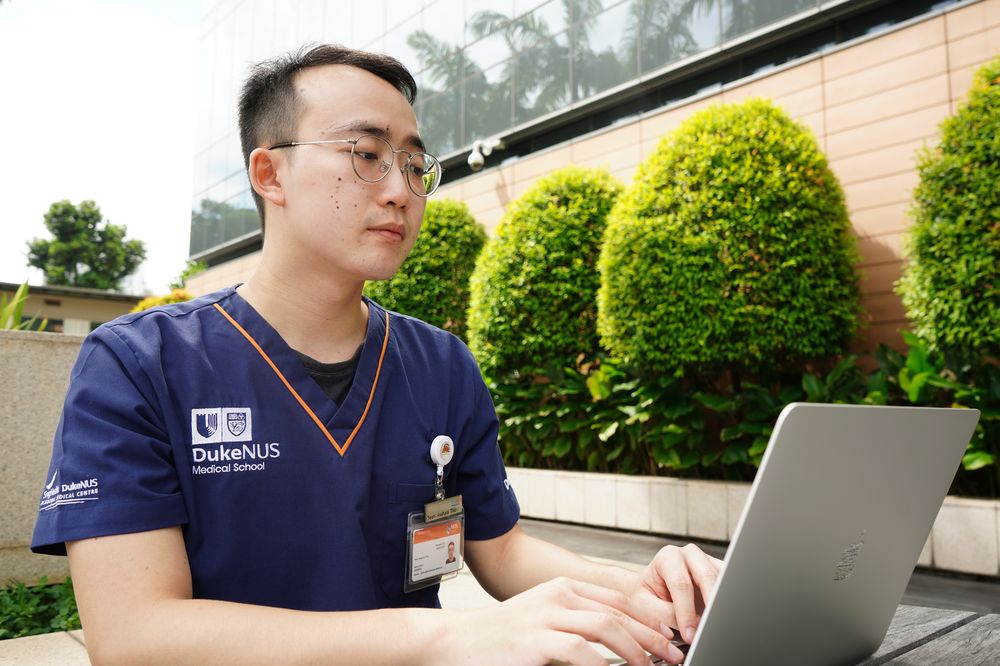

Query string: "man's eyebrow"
[323, 120, 427, 152]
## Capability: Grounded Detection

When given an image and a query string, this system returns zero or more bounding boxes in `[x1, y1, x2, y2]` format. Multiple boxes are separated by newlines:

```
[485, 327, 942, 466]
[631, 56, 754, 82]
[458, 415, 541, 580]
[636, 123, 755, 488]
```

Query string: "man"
[32, 45, 721, 665]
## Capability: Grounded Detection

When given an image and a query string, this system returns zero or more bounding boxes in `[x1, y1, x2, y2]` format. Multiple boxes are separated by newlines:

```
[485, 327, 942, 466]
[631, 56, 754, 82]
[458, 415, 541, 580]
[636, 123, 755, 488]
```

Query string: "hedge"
[364, 199, 485, 339]
[597, 98, 861, 372]
[467, 167, 622, 378]
[897, 55, 1000, 359]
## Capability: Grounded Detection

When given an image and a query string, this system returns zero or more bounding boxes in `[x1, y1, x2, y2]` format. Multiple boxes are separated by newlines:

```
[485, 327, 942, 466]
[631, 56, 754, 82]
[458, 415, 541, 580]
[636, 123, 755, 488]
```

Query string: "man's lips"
[369, 223, 405, 242]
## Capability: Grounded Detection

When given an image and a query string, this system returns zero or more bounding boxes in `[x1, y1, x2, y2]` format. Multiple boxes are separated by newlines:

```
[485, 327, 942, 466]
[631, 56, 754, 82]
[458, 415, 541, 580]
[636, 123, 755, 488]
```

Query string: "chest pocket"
[373, 481, 439, 606]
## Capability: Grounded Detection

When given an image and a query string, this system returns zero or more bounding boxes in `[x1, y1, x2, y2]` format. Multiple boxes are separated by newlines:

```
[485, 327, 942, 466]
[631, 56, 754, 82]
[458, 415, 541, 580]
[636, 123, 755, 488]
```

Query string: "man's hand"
[626, 544, 725, 645]
[445, 577, 686, 665]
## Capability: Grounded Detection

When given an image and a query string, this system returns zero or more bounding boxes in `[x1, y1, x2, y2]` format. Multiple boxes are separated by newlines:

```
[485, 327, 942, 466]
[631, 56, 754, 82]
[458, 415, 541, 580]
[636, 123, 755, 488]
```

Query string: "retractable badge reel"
[404, 435, 465, 593]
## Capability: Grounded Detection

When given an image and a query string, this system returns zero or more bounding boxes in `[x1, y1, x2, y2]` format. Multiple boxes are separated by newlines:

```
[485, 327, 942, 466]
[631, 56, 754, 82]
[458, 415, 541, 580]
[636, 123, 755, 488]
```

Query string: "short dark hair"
[238, 44, 418, 228]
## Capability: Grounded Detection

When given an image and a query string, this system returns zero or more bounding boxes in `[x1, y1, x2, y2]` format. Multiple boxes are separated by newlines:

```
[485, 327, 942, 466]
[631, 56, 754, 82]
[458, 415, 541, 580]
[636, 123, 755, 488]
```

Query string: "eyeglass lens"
[352, 135, 441, 196]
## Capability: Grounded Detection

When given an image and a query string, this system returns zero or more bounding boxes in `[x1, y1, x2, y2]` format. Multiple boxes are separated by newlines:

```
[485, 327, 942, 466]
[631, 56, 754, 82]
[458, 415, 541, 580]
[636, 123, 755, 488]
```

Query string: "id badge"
[404, 510, 465, 593]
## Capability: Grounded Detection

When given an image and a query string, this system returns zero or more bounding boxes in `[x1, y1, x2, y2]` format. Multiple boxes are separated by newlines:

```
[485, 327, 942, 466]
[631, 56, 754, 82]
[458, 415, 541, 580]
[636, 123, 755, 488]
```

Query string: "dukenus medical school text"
[192, 442, 281, 476]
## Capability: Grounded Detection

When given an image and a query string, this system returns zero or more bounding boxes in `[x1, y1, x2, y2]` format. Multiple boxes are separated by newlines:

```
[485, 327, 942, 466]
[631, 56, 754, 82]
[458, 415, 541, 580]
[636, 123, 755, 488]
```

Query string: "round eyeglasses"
[267, 134, 443, 197]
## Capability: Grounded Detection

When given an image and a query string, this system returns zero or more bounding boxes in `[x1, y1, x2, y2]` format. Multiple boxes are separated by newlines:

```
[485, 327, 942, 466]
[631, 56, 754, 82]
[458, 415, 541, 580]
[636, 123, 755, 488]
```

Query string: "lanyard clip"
[430, 435, 454, 502]
[434, 465, 445, 501]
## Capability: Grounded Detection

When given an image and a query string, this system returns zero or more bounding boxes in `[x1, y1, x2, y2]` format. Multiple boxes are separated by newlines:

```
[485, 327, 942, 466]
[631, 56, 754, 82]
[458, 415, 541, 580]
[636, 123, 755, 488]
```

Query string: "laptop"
[606, 403, 980, 665]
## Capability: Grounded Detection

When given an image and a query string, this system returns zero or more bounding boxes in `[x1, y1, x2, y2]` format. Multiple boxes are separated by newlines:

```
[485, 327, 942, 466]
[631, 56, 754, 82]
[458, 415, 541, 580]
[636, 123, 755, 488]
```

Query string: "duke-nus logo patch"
[191, 407, 253, 445]
[196, 411, 219, 439]
[227, 411, 247, 437]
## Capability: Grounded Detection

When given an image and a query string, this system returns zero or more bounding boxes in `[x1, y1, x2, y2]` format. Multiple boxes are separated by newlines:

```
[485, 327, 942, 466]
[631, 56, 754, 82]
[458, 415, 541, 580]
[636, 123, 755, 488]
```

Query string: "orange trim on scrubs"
[213, 302, 390, 457]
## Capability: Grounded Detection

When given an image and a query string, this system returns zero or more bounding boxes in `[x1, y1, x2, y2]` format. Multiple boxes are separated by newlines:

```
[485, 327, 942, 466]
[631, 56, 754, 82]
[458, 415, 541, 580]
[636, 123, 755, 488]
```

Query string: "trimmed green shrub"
[897, 55, 1000, 359]
[467, 167, 623, 378]
[131, 288, 193, 313]
[598, 98, 861, 372]
[0, 577, 80, 639]
[365, 200, 486, 339]
[494, 340, 1000, 497]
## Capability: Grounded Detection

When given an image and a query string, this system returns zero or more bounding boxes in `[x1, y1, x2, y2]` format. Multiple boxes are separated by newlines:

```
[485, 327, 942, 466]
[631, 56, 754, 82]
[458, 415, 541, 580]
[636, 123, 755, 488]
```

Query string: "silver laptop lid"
[685, 403, 979, 666]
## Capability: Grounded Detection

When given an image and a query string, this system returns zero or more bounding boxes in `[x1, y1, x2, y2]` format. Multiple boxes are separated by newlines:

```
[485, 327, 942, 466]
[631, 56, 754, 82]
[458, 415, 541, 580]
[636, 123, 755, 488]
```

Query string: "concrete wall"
[0, 330, 84, 584]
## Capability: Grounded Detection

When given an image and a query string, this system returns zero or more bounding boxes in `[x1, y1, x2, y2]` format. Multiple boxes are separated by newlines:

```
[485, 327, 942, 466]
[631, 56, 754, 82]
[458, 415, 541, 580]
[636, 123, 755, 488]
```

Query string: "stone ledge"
[508, 467, 1000, 578]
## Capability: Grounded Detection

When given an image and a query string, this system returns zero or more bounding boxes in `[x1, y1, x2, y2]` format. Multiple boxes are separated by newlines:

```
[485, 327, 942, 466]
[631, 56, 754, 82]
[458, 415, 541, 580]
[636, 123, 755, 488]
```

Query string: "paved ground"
[519, 518, 1000, 614]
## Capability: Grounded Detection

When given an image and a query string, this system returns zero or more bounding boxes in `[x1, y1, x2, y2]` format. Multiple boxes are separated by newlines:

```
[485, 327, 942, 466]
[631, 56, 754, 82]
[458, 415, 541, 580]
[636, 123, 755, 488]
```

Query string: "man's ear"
[248, 147, 285, 209]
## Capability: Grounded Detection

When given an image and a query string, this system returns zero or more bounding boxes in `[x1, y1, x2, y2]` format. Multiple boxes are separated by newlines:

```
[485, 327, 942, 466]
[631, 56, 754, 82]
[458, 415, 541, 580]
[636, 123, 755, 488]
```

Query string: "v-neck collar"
[213, 286, 390, 457]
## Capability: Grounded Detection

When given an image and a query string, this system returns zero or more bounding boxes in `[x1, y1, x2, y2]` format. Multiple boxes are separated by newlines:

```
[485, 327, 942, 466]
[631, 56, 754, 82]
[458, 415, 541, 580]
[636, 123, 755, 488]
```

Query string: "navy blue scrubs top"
[31, 287, 520, 611]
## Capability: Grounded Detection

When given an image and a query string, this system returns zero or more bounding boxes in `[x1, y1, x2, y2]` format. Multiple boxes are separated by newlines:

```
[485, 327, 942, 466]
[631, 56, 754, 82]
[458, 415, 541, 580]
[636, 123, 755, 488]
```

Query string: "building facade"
[187, 0, 1000, 350]
[0, 283, 143, 335]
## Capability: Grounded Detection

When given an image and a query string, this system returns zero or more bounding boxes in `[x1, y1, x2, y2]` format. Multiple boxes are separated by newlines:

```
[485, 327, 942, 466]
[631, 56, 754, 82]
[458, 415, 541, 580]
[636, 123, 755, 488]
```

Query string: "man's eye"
[406, 164, 428, 177]
[355, 151, 379, 161]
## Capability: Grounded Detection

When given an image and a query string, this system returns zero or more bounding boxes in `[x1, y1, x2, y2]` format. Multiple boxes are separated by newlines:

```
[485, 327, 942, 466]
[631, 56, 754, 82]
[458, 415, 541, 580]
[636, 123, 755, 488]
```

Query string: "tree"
[26, 200, 146, 290]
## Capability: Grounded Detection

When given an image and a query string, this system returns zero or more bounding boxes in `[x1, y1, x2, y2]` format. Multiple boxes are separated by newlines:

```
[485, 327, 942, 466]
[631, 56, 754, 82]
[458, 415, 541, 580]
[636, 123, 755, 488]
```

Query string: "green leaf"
[606, 442, 625, 462]
[961, 450, 996, 471]
[748, 436, 769, 458]
[721, 443, 747, 464]
[693, 391, 737, 412]
[598, 421, 619, 442]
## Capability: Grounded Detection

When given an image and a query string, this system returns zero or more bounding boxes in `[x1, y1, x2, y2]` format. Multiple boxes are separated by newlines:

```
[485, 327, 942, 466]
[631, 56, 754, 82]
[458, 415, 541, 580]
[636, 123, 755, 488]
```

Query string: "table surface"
[859, 604, 1000, 665]
[0, 600, 995, 665]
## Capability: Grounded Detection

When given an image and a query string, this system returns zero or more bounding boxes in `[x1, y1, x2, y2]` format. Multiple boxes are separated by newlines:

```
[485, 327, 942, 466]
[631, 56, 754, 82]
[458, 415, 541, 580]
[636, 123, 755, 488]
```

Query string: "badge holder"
[404, 436, 465, 593]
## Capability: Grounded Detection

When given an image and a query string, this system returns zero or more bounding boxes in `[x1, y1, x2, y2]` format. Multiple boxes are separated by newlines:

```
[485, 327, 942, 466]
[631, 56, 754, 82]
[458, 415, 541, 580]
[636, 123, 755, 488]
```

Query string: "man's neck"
[237, 261, 368, 364]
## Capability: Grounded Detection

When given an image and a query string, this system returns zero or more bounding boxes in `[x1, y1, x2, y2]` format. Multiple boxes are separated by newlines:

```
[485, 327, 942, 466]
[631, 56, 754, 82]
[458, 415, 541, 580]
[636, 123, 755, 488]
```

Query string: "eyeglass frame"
[267, 134, 443, 197]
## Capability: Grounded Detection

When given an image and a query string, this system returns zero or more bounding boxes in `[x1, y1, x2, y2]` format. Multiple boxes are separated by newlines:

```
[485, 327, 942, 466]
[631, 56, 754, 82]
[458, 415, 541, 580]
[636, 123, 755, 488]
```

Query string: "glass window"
[527, 0, 567, 37]
[515, 32, 570, 125]
[206, 136, 231, 192]
[514, 0, 548, 18]
[211, 13, 237, 143]
[722, 0, 816, 42]
[223, 190, 261, 241]
[297, 0, 327, 45]
[196, 30, 215, 150]
[419, 85, 463, 155]
[193, 149, 213, 198]
[464, 61, 511, 144]
[352, 0, 386, 48]
[274, 2, 302, 51]
[322, 0, 353, 44]
[464, 29, 511, 72]
[418, 0, 466, 55]
[576, 0, 634, 97]
[225, 132, 244, 190]
[251, 0, 276, 63]
[320, 2, 354, 45]
[571, 0, 623, 24]
[639, 0, 721, 74]
[467, 0, 513, 39]
[416, 51, 466, 98]
[189, 198, 205, 255]
[384, 13, 423, 79]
